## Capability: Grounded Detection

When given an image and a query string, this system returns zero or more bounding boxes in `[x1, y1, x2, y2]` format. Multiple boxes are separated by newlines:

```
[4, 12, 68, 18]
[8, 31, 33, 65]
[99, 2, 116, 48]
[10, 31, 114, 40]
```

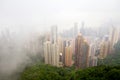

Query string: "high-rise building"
[45, 32, 50, 41]
[98, 36, 110, 59]
[80, 22, 85, 35]
[89, 43, 98, 67]
[58, 36, 63, 53]
[51, 26, 58, 44]
[89, 56, 98, 67]
[44, 26, 64, 67]
[73, 23, 78, 38]
[109, 26, 119, 50]
[57, 37, 65, 67]
[44, 41, 52, 64]
[62, 40, 67, 65]
[75, 33, 90, 69]
[59, 53, 63, 67]
[71, 39, 75, 55]
[65, 41, 72, 67]
[51, 43, 59, 66]
[44, 41, 61, 67]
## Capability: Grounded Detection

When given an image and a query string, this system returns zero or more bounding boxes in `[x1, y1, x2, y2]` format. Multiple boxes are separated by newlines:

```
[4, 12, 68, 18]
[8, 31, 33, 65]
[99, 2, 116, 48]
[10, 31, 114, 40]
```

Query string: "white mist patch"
[0, 26, 44, 80]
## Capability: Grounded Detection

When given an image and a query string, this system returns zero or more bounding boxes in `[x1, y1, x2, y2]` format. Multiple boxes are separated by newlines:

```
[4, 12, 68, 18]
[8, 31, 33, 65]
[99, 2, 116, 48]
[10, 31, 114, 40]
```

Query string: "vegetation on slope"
[20, 64, 120, 80]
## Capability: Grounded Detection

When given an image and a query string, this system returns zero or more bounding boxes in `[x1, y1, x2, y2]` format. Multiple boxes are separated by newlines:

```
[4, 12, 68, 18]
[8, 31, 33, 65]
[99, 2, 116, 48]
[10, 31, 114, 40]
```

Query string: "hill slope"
[20, 64, 120, 80]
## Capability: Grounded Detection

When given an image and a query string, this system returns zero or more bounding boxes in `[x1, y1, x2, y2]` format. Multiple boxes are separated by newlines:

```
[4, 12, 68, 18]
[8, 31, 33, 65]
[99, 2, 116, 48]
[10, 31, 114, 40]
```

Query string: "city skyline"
[0, 0, 120, 79]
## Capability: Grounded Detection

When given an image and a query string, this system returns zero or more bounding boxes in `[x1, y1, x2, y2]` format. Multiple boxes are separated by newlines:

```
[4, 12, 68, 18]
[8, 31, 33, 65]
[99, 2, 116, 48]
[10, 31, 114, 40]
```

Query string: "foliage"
[20, 64, 120, 80]
[70, 66, 120, 80]
[19, 64, 74, 80]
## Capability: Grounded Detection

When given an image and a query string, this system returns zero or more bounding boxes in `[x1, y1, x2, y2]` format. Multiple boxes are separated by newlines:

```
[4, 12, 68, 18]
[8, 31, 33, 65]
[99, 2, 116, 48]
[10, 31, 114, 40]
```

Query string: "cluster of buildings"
[43, 23, 120, 69]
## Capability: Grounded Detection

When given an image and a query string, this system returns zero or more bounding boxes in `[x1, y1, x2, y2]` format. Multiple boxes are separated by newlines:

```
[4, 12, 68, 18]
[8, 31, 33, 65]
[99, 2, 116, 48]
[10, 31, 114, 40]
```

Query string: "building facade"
[75, 33, 90, 69]
[65, 43, 72, 67]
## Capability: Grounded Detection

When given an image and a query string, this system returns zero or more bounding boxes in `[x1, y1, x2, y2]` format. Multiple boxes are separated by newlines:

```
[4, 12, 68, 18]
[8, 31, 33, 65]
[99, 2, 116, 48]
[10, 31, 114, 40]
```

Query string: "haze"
[0, 0, 120, 80]
[0, 0, 120, 31]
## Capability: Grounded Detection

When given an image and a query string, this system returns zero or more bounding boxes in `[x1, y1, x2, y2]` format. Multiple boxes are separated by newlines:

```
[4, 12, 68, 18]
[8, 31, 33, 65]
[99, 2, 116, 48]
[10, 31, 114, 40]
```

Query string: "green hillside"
[19, 64, 120, 80]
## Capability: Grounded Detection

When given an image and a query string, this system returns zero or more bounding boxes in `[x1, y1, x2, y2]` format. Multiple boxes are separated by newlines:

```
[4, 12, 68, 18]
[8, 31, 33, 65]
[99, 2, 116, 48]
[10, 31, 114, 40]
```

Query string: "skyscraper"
[59, 53, 63, 67]
[89, 43, 98, 67]
[44, 32, 51, 41]
[89, 56, 98, 67]
[65, 41, 72, 67]
[51, 43, 59, 66]
[73, 23, 78, 38]
[75, 33, 90, 69]
[109, 26, 119, 51]
[62, 40, 67, 65]
[51, 26, 58, 44]
[44, 41, 52, 64]
[80, 22, 85, 35]
[44, 26, 63, 67]
[58, 36, 63, 54]
[44, 41, 61, 67]
[98, 36, 110, 59]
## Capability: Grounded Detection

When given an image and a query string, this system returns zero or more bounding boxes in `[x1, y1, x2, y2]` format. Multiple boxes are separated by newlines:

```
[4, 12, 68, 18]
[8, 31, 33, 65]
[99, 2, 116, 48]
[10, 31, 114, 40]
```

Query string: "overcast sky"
[0, 0, 120, 31]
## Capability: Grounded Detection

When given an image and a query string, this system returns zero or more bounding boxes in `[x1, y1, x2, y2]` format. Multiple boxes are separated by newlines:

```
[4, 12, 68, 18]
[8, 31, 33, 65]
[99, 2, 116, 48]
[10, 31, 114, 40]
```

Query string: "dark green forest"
[20, 64, 120, 80]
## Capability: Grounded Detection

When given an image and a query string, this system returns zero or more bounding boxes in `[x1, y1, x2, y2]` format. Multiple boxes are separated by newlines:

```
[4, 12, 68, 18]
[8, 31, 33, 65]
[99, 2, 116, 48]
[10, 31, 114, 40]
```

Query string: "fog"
[0, 0, 120, 80]
[0, 0, 120, 30]
[0, 26, 45, 80]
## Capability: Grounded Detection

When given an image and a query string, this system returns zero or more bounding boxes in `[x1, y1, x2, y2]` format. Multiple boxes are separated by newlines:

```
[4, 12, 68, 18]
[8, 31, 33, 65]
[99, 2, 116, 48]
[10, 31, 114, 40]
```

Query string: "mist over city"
[0, 0, 120, 80]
